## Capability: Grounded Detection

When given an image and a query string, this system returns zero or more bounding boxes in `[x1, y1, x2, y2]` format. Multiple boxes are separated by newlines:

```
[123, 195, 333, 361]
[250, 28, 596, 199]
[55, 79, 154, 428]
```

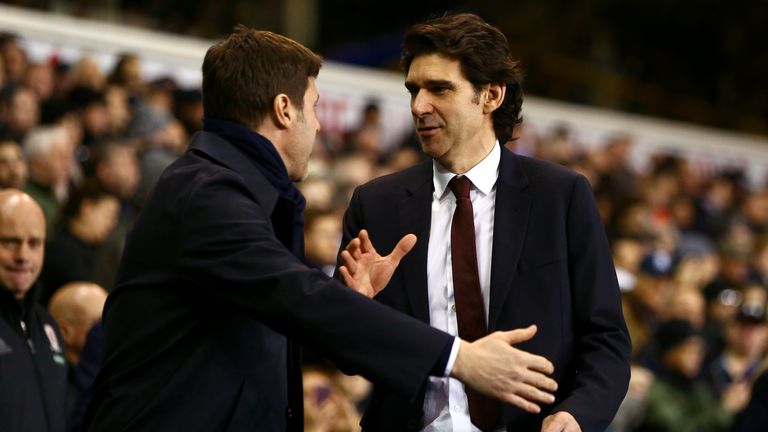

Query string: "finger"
[501, 392, 541, 414]
[358, 229, 373, 254]
[515, 382, 556, 405]
[525, 353, 556, 376]
[499, 325, 538, 345]
[346, 237, 362, 260]
[340, 250, 358, 274]
[338, 266, 354, 288]
[389, 234, 417, 264]
[523, 370, 558, 392]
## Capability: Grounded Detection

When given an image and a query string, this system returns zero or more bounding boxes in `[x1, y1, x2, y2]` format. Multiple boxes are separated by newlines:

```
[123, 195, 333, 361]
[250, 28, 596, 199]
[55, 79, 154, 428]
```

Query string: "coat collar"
[187, 131, 280, 215]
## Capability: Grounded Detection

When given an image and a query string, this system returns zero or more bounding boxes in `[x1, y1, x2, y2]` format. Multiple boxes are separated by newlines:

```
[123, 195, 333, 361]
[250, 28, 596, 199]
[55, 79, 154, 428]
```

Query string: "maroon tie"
[449, 175, 501, 431]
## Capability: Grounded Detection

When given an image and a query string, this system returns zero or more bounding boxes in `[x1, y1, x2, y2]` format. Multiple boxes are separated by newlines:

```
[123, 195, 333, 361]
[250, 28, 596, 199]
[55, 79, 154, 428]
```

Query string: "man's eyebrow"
[405, 79, 456, 89]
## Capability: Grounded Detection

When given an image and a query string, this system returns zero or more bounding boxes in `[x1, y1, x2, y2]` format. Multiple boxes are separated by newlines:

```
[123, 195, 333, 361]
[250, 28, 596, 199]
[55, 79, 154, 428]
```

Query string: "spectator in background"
[304, 208, 342, 277]
[298, 175, 336, 211]
[48, 282, 107, 428]
[0, 189, 67, 432]
[26, 61, 56, 104]
[126, 101, 187, 202]
[0, 83, 40, 142]
[0, 139, 28, 189]
[88, 142, 141, 290]
[173, 88, 204, 136]
[748, 234, 768, 286]
[23, 125, 77, 228]
[48, 281, 108, 367]
[637, 319, 748, 432]
[0, 34, 28, 84]
[67, 57, 106, 92]
[303, 366, 361, 432]
[39, 181, 119, 305]
[103, 84, 130, 137]
[68, 86, 111, 148]
[107, 53, 142, 96]
[345, 101, 384, 163]
[706, 302, 768, 398]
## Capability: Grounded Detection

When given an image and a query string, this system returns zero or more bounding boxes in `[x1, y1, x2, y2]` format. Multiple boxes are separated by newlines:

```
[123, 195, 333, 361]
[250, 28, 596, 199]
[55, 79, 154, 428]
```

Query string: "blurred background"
[2, 0, 766, 135]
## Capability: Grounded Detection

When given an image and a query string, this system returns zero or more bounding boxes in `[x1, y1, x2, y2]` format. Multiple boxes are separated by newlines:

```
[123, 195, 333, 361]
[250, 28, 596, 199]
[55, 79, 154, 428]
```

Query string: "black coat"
[339, 148, 632, 432]
[83, 131, 452, 432]
[0, 284, 68, 432]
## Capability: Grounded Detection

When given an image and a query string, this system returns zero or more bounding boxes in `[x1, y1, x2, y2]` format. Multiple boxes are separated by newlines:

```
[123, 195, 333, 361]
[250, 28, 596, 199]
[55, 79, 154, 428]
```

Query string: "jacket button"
[285, 408, 293, 419]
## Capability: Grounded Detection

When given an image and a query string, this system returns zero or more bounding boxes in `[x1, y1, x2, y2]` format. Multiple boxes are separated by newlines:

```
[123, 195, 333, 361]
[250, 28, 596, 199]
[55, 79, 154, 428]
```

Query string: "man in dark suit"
[338, 13, 631, 432]
[83, 26, 559, 432]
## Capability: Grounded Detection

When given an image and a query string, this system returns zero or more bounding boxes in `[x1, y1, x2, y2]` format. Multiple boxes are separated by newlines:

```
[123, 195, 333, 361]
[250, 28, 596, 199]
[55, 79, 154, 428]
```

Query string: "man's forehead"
[406, 54, 464, 82]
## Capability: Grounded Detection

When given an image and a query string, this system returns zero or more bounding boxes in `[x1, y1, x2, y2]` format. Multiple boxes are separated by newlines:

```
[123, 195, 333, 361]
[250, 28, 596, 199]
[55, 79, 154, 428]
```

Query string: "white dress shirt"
[422, 143, 501, 432]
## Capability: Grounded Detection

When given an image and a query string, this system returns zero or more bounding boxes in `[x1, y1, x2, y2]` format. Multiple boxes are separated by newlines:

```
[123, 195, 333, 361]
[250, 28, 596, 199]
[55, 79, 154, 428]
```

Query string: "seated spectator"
[303, 366, 361, 432]
[126, 101, 186, 203]
[637, 319, 747, 432]
[0, 83, 39, 142]
[0, 139, 27, 189]
[47, 282, 107, 367]
[48, 281, 107, 428]
[706, 302, 768, 397]
[0, 189, 67, 432]
[304, 208, 342, 277]
[22, 125, 77, 229]
[39, 182, 119, 305]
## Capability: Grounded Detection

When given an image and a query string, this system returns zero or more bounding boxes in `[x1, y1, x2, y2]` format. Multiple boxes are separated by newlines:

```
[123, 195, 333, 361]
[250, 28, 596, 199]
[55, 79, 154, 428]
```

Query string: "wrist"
[449, 339, 470, 381]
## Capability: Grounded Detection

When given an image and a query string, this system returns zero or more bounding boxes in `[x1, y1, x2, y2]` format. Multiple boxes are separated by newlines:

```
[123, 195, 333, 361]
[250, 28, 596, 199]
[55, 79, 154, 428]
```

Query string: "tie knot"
[448, 175, 471, 200]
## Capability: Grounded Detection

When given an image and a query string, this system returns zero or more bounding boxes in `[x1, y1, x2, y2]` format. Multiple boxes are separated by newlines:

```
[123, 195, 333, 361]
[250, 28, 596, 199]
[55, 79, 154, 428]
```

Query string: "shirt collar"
[433, 141, 501, 199]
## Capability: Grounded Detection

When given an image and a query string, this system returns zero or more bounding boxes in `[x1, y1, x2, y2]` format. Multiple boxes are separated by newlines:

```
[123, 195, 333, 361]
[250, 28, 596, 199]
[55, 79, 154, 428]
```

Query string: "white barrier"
[2, 3, 768, 186]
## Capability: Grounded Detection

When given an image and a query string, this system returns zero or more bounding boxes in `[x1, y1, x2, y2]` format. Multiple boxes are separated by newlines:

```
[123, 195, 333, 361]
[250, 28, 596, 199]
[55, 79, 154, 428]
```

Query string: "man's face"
[0, 143, 28, 189]
[10, 89, 39, 136]
[0, 196, 45, 299]
[286, 78, 320, 181]
[405, 54, 493, 171]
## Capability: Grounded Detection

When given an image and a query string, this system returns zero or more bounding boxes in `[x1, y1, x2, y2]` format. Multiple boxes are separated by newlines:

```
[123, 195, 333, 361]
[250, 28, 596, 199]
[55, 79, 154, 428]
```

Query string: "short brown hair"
[402, 13, 523, 143]
[202, 25, 322, 128]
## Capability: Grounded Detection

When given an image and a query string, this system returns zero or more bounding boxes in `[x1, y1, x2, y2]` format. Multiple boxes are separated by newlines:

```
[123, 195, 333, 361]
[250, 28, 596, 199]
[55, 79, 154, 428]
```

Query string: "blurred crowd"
[2, 30, 767, 432]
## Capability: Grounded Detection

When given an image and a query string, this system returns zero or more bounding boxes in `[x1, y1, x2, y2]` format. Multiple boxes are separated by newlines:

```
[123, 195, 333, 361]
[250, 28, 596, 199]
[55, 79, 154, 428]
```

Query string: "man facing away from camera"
[337, 13, 631, 432]
[83, 25, 562, 432]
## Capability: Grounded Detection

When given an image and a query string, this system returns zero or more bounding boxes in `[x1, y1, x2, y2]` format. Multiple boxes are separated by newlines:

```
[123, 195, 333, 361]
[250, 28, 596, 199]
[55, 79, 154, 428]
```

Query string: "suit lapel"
[398, 161, 433, 323]
[489, 149, 531, 329]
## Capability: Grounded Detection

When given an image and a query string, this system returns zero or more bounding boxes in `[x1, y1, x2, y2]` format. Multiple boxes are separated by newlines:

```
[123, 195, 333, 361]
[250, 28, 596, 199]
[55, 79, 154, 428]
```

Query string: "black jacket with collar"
[83, 130, 452, 432]
[0, 283, 68, 432]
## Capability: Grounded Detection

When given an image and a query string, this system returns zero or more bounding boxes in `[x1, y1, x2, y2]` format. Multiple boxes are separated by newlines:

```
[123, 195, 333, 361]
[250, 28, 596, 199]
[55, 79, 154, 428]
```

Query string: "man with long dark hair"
[338, 13, 631, 432]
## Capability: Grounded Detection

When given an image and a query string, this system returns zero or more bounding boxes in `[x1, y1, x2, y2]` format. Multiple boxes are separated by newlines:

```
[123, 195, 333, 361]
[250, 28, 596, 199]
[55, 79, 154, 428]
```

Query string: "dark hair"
[402, 13, 523, 143]
[202, 25, 322, 129]
[59, 181, 117, 226]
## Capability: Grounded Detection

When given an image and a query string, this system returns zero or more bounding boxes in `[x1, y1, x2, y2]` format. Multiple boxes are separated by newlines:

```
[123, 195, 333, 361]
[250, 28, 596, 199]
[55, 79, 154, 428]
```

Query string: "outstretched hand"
[338, 230, 416, 298]
[450, 325, 558, 414]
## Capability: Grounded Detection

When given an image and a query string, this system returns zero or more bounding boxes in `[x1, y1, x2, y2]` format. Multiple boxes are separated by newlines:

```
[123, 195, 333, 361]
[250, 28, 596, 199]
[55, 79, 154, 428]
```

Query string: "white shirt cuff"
[444, 337, 462, 377]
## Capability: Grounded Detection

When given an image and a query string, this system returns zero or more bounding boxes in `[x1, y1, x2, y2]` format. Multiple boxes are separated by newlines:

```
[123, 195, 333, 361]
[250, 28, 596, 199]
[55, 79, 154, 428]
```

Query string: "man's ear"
[483, 83, 506, 114]
[272, 93, 294, 129]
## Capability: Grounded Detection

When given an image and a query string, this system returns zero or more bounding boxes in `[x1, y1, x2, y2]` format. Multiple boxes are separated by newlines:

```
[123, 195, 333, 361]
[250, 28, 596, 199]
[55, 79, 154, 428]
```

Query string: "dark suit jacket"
[339, 147, 631, 432]
[83, 131, 452, 432]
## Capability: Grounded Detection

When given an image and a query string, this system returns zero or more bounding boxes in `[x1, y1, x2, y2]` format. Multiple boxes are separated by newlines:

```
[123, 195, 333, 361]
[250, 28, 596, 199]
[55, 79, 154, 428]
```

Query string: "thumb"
[500, 324, 538, 345]
[389, 234, 417, 264]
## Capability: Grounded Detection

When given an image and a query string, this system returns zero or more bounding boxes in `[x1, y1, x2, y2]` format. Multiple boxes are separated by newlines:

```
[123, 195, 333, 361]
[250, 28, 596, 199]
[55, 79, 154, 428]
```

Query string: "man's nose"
[14, 243, 30, 263]
[411, 91, 433, 117]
